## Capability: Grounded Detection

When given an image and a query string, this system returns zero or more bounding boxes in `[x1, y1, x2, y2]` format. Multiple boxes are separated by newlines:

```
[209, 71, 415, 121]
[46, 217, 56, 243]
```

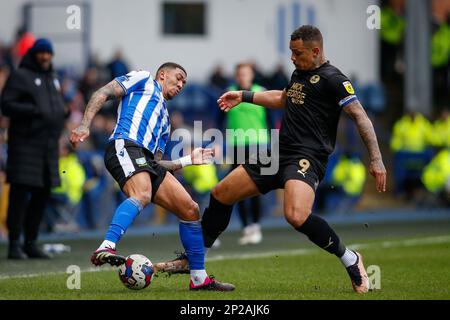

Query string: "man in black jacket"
[1, 38, 66, 259]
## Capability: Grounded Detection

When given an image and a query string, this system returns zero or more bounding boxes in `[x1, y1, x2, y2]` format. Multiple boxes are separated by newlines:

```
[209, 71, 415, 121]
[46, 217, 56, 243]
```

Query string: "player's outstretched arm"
[70, 80, 125, 149]
[343, 100, 387, 193]
[218, 90, 286, 112]
[155, 147, 214, 171]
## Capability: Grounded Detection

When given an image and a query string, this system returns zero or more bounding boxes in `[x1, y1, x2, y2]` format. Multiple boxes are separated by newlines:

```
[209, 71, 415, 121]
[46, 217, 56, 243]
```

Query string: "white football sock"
[98, 240, 116, 251]
[190, 269, 208, 286]
[340, 248, 358, 267]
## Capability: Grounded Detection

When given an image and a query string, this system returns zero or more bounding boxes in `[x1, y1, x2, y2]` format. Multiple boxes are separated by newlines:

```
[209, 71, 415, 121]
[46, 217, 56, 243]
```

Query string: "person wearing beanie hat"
[1, 37, 66, 260]
[28, 38, 54, 73]
[30, 38, 54, 55]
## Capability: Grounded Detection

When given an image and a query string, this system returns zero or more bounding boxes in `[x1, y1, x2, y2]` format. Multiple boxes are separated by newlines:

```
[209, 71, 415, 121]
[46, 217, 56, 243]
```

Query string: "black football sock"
[201, 194, 233, 248]
[295, 214, 346, 257]
[250, 196, 261, 224]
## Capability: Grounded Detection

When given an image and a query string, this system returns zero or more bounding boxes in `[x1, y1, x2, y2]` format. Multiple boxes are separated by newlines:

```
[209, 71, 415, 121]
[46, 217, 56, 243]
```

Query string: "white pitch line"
[0, 267, 110, 281]
[1, 235, 449, 281]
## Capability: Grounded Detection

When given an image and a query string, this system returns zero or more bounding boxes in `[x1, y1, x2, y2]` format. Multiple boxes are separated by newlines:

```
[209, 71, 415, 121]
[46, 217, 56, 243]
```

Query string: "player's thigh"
[153, 172, 199, 221]
[212, 165, 260, 205]
[283, 179, 315, 228]
[122, 171, 152, 205]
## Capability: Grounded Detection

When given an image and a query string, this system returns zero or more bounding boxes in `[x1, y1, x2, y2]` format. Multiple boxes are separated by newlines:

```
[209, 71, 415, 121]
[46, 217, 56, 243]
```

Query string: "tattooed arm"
[70, 80, 124, 148]
[343, 100, 387, 192]
[154, 148, 215, 172]
[154, 150, 183, 171]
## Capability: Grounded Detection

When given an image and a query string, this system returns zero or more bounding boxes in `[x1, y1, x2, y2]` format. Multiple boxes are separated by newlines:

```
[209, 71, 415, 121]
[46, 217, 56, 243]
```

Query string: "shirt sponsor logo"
[287, 83, 306, 105]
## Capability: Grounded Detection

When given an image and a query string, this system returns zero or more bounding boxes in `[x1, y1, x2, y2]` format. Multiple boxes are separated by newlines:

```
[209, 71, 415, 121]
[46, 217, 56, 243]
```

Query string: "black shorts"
[104, 139, 168, 200]
[242, 155, 323, 194]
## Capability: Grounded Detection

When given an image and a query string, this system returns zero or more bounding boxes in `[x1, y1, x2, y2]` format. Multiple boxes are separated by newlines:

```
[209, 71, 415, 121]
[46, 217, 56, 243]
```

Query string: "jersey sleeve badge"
[343, 81, 355, 94]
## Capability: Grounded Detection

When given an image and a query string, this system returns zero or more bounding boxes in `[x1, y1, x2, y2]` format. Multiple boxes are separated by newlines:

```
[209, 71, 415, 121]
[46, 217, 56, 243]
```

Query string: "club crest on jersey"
[136, 157, 147, 166]
[310, 75, 320, 84]
[343, 81, 355, 94]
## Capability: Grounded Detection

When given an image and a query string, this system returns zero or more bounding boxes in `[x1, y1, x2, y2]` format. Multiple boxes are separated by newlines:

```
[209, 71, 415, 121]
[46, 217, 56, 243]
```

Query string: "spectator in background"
[266, 63, 289, 129]
[432, 108, 450, 148]
[12, 27, 35, 65]
[46, 137, 86, 233]
[78, 67, 102, 104]
[61, 76, 85, 125]
[226, 63, 268, 245]
[0, 64, 10, 238]
[249, 61, 268, 88]
[0, 116, 8, 238]
[267, 63, 289, 90]
[1, 39, 66, 259]
[390, 111, 434, 199]
[390, 111, 434, 153]
[107, 49, 129, 80]
[380, 0, 405, 81]
[330, 152, 367, 213]
[430, 9, 450, 108]
[421, 147, 450, 207]
[209, 64, 230, 91]
[0, 42, 14, 70]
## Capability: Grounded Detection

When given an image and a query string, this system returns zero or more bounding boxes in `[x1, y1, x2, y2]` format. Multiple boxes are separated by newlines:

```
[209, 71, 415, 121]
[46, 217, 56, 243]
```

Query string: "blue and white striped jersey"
[110, 70, 170, 155]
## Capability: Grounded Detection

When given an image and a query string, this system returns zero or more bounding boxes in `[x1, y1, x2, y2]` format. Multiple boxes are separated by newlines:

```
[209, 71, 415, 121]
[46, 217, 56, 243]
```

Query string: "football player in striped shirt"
[70, 62, 234, 291]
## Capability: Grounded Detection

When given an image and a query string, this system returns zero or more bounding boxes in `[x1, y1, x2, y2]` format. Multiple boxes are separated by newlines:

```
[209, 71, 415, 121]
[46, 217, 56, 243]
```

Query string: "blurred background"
[0, 0, 448, 242]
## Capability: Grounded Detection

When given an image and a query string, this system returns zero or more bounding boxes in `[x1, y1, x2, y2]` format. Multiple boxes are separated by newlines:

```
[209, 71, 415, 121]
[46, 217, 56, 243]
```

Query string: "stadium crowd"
[0, 0, 448, 241]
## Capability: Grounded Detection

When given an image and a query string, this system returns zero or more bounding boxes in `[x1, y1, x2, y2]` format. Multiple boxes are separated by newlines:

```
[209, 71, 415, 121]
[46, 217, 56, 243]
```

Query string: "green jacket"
[52, 154, 86, 204]
[183, 164, 218, 194]
[422, 149, 450, 193]
[226, 84, 268, 146]
[332, 157, 366, 196]
[431, 23, 450, 68]
[380, 7, 405, 45]
[390, 114, 434, 152]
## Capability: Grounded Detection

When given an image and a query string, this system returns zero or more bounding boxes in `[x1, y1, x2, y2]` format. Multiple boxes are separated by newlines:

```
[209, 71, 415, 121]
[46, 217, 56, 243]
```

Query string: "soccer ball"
[118, 254, 155, 290]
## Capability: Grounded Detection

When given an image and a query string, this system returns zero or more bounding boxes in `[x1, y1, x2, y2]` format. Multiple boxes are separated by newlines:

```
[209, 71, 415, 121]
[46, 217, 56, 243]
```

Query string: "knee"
[181, 201, 200, 221]
[211, 183, 230, 205]
[284, 206, 311, 228]
[130, 189, 152, 207]
[211, 185, 221, 201]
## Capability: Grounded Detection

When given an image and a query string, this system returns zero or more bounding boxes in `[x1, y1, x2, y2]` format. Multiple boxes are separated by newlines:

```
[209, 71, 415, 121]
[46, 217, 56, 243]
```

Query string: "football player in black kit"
[156, 25, 387, 293]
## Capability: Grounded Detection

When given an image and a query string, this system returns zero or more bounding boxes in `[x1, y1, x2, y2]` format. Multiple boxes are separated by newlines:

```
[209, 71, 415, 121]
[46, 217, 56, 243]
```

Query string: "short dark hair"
[290, 25, 323, 44]
[156, 62, 187, 77]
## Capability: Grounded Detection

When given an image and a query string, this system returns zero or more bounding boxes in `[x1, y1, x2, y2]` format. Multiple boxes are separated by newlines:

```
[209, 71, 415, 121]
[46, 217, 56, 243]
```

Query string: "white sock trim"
[340, 248, 358, 268]
[98, 240, 116, 251]
[190, 269, 208, 286]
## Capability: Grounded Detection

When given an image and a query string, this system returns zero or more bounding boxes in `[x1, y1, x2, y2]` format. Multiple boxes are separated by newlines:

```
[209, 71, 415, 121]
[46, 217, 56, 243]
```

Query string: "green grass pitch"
[0, 219, 449, 300]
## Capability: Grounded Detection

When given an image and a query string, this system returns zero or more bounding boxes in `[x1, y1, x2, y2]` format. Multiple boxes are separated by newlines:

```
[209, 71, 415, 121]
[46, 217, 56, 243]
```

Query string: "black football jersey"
[279, 61, 358, 173]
